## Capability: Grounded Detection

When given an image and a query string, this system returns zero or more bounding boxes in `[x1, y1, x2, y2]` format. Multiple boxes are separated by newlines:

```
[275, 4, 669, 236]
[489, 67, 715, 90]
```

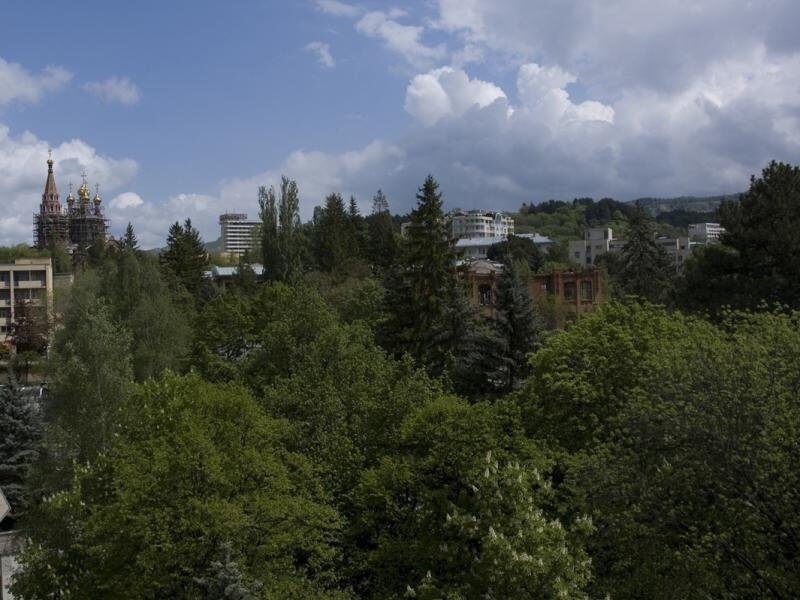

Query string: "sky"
[2, 0, 800, 248]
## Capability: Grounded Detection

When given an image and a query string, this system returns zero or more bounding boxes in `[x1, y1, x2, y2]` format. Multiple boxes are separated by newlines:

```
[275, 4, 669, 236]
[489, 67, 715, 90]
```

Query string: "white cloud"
[83, 77, 141, 105]
[109, 192, 144, 211]
[315, 0, 361, 18]
[305, 41, 336, 68]
[0, 57, 72, 106]
[405, 67, 506, 125]
[356, 10, 446, 69]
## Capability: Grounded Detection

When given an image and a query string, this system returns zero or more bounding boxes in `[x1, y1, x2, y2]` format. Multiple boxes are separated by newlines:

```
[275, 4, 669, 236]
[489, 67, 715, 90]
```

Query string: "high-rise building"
[688, 222, 725, 243]
[33, 154, 108, 251]
[219, 213, 261, 256]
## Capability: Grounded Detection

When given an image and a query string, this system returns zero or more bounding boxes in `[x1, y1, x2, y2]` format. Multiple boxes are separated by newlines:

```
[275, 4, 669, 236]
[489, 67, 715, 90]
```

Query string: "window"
[478, 284, 493, 306]
[563, 281, 576, 301]
[580, 280, 593, 301]
[574, 251, 581, 259]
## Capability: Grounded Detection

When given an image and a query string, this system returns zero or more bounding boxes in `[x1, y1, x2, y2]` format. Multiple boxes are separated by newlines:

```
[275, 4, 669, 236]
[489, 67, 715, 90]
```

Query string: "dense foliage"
[6, 166, 800, 599]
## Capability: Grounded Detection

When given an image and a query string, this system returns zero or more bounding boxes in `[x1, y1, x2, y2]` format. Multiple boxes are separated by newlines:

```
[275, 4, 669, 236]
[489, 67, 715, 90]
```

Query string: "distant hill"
[144, 237, 222, 255]
[631, 194, 741, 216]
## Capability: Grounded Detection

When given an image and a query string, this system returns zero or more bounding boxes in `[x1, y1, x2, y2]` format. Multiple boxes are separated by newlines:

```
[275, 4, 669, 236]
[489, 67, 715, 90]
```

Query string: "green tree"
[492, 259, 543, 392]
[382, 175, 470, 379]
[348, 396, 590, 599]
[678, 160, 800, 312]
[486, 235, 543, 273]
[313, 193, 358, 273]
[121, 222, 139, 251]
[611, 203, 674, 303]
[46, 272, 133, 464]
[0, 372, 42, 529]
[160, 218, 209, 297]
[259, 177, 305, 282]
[14, 374, 347, 599]
[366, 189, 397, 271]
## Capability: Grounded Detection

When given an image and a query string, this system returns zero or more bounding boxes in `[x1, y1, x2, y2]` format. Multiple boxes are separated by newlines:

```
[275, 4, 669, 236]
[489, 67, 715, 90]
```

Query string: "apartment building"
[219, 213, 261, 256]
[568, 228, 625, 266]
[451, 210, 514, 239]
[688, 222, 725, 243]
[0, 258, 53, 349]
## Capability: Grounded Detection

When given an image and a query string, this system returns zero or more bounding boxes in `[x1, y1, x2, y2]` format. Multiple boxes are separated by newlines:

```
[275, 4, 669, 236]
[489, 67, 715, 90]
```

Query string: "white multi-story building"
[219, 213, 261, 256]
[451, 210, 514, 239]
[0, 258, 53, 348]
[688, 222, 725, 243]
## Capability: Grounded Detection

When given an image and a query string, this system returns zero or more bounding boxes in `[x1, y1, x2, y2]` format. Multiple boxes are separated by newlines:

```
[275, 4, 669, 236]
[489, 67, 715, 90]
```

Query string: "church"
[33, 153, 108, 251]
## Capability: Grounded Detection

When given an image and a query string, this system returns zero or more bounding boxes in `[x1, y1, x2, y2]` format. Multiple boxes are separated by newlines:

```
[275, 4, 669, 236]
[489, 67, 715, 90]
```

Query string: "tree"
[382, 175, 471, 379]
[259, 177, 305, 282]
[486, 235, 543, 273]
[160, 218, 208, 297]
[194, 542, 264, 600]
[258, 184, 280, 280]
[492, 259, 543, 392]
[46, 272, 133, 464]
[9, 300, 48, 356]
[14, 374, 347, 599]
[348, 396, 591, 599]
[313, 193, 358, 273]
[610, 202, 674, 303]
[678, 160, 800, 312]
[121, 222, 139, 251]
[366, 189, 397, 271]
[0, 372, 42, 529]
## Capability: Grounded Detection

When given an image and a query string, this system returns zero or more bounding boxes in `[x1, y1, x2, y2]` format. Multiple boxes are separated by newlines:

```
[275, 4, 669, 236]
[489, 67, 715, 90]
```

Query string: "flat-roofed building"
[451, 210, 514, 239]
[219, 213, 261, 256]
[688, 222, 725, 243]
[0, 258, 53, 350]
[456, 233, 553, 260]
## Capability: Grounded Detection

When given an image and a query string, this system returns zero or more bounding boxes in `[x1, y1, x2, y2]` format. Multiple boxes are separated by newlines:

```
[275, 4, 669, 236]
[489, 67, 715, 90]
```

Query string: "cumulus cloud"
[305, 41, 336, 68]
[0, 57, 72, 106]
[405, 67, 506, 125]
[0, 124, 138, 245]
[356, 10, 446, 69]
[83, 76, 141, 105]
[315, 0, 361, 18]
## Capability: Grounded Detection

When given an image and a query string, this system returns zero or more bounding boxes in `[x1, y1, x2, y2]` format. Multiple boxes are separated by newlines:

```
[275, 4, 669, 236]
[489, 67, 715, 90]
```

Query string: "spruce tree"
[160, 218, 208, 297]
[367, 189, 397, 271]
[382, 175, 469, 379]
[313, 193, 354, 272]
[121, 222, 139, 251]
[492, 259, 543, 392]
[615, 203, 674, 303]
[0, 372, 42, 529]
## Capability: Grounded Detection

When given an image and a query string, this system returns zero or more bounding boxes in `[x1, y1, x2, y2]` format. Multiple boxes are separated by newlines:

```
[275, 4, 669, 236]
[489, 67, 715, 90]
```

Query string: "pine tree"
[382, 175, 470, 379]
[313, 193, 354, 272]
[615, 203, 674, 303]
[367, 189, 397, 271]
[492, 259, 543, 392]
[160, 218, 208, 297]
[0, 372, 42, 529]
[121, 222, 139, 251]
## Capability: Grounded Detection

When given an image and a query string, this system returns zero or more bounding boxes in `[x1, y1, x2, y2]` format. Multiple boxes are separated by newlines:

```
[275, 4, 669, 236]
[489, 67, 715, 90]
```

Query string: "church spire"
[41, 149, 61, 214]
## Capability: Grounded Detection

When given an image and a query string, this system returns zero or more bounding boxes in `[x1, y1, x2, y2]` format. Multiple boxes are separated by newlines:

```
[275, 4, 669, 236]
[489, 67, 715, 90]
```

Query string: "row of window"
[478, 280, 594, 305]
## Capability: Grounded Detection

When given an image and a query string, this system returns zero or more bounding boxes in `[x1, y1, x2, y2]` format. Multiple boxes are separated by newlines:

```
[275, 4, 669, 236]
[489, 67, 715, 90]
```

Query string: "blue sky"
[2, 0, 800, 247]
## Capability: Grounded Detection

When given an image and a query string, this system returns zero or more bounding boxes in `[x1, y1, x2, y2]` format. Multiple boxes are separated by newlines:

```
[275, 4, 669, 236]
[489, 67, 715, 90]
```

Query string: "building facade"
[463, 260, 604, 322]
[688, 222, 725, 243]
[0, 258, 53, 350]
[33, 155, 108, 251]
[451, 210, 514, 239]
[219, 213, 261, 256]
